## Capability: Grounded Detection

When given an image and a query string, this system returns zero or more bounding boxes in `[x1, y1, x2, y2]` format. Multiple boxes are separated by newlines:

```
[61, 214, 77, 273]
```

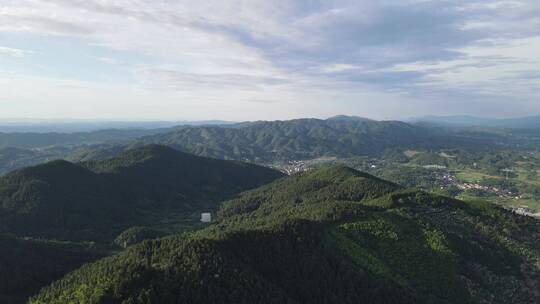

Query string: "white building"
[201, 212, 212, 223]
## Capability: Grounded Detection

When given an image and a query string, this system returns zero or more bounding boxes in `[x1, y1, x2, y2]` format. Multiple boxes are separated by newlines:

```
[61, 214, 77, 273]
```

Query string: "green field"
[455, 166, 540, 213]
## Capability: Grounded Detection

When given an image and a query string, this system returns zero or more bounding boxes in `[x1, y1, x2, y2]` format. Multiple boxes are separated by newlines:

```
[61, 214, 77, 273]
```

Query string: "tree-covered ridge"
[114, 227, 167, 248]
[138, 118, 505, 162]
[30, 220, 414, 304]
[31, 166, 540, 303]
[217, 165, 401, 226]
[0, 234, 102, 304]
[0, 117, 527, 176]
[0, 127, 174, 149]
[0, 145, 283, 241]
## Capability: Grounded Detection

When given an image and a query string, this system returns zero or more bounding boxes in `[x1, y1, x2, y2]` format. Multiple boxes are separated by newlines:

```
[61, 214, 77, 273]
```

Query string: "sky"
[1, 0, 540, 121]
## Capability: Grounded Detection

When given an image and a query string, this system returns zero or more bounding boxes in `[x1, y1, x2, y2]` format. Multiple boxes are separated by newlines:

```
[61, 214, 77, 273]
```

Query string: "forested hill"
[137, 118, 506, 162]
[31, 166, 540, 304]
[0, 128, 174, 149]
[0, 145, 283, 241]
[0, 117, 520, 175]
[0, 234, 101, 304]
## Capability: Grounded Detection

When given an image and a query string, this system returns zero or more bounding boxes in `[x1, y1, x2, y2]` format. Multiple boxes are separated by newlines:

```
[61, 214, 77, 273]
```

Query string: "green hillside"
[0, 128, 173, 149]
[0, 234, 101, 304]
[138, 118, 505, 163]
[0, 145, 283, 241]
[30, 166, 540, 303]
[0, 118, 524, 176]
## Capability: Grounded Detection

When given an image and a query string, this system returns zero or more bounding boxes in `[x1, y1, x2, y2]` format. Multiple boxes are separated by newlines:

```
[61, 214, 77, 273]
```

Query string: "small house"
[201, 212, 212, 223]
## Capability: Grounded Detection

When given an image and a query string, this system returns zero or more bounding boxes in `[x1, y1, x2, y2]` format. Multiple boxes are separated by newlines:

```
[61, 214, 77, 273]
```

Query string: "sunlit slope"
[31, 166, 540, 304]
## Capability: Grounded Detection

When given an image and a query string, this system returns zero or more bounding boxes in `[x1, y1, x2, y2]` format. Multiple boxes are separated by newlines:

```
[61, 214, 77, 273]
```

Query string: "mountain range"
[414, 115, 540, 129]
[137, 118, 505, 163]
[0, 120, 234, 133]
[0, 140, 538, 303]
[1, 116, 533, 176]
[29, 165, 540, 304]
[0, 145, 282, 242]
[0, 145, 283, 302]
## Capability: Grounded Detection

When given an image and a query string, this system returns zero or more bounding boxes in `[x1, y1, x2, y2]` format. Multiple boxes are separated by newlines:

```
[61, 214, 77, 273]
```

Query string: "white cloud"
[97, 57, 121, 65]
[1, 0, 540, 119]
[0, 46, 25, 58]
[319, 64, 362, 73]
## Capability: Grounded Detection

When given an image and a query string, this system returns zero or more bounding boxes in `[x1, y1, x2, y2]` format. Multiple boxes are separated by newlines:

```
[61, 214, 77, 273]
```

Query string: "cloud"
[0, 46, 25, 58]
[1, 0, 540, 119]
[97, 57, 122, 65]
[0, 13, 93, 35]
[137, 68, 290, 91]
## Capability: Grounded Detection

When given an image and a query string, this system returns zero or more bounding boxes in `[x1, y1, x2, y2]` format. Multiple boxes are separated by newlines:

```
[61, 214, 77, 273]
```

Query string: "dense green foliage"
[1, 117, 534, 175]
[217, 165, 400, 226]
[30, 221, 413, 304]
[0, 234, 102, 304]
[114, 227, 167, 248]
[408, 152, 449, 166]
[138, 118, 505, 162]
[2, 118, 539, 304]
[0, 145, 283, 241]
[0, 144, 127, 175]
[0, 146, 70, 175]
[31, 166, 540, 303]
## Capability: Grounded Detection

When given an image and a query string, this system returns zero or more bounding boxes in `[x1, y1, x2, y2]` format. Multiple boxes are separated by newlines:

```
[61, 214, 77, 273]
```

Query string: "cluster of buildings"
[456, 182, 520, 199]
[422, 165, 447, 170]
[509, 207, 540, 218]
[432, 170, 456, 184]
[275, 160, 312, 175]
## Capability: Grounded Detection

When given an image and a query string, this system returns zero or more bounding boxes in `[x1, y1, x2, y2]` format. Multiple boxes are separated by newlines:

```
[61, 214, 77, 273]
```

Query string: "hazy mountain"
[326, 115, 374, 122]
[0, 147, 68, 175]
[499, 115, 540, 129]
[0, 120, 235, 133]
[414, 115, 540, 129]
[0, 120, 237, 149]
[0, 129, 171, 149]
[0, 145, 283, 241]
[30, 166, 540, 304]
[0, 145, 129, 176]
[0, 116, 521, 176]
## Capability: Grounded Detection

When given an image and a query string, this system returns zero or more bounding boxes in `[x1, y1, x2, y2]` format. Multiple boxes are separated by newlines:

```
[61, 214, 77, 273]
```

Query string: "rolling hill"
[0, 129, 167, 149]
[30, 166, 540, 304]
[138, 118, 505, 163]
[0, 145, 283, 241]
[0, 234, 102, 303]
[0, 117, 525, 176]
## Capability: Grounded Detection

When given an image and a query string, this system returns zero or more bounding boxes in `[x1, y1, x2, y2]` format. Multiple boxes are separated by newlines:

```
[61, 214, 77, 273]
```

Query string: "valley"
[0, 117, 540, 303]
[271, 149, 540, 217]
[28, 166, 540, 303]
[5, 2, 540, 302]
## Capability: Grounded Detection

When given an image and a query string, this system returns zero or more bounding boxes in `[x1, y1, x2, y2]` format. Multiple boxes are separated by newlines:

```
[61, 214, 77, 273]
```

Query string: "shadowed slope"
[0, 145, 283, 241]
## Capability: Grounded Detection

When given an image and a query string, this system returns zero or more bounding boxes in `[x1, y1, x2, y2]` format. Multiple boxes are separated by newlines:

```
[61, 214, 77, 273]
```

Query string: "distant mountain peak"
[326, 115, 374, 122]
[0, 144, 283, 241]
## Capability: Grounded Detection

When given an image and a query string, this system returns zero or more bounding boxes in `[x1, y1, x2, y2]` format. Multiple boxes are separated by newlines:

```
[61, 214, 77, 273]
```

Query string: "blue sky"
[1, 0, 540, 121]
